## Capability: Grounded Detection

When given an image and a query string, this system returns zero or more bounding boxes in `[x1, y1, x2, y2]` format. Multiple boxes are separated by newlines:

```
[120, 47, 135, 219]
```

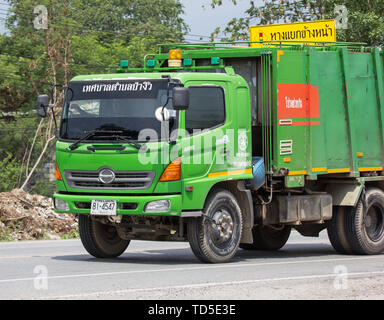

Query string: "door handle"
[220, 148, 229, 155]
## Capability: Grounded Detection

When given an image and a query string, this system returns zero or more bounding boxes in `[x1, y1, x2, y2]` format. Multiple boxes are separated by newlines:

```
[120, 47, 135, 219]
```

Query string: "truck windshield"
[60, 79, 176, 141]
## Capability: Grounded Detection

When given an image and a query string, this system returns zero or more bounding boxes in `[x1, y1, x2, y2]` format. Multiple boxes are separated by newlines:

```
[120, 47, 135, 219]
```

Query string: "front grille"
[64, 170, 155, 190]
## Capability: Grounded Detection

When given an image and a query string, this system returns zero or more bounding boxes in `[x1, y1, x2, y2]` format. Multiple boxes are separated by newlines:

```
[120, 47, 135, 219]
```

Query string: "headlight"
[144, 200, 170, 213]
[54, 198, 70, 211]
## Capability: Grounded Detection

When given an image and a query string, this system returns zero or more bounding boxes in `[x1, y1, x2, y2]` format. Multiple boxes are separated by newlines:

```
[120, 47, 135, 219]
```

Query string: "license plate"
[90, 199, 117, 216]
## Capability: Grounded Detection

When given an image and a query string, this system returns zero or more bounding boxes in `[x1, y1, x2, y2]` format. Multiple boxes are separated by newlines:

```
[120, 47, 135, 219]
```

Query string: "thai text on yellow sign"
[250, 19, 336, 47]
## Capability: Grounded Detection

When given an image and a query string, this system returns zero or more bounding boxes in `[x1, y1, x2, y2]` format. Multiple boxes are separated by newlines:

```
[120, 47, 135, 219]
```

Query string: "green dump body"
[274, 47, 384, 185]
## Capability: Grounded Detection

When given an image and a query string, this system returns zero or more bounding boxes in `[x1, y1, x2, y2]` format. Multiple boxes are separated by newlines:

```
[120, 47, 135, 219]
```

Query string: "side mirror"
[172, 87, 189, 111]
[37, 94, 49, 118]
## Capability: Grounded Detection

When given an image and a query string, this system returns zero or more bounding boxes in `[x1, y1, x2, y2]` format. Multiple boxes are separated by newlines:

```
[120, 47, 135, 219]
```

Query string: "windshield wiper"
[96, 135, 144, 150]
[68, 130, 124, 150]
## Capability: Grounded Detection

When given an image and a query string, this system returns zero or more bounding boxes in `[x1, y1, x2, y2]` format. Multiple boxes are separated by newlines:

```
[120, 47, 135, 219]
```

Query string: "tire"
[327, 206, 354, 254]
[240, 225, 291, 251]
[187, 189, 243, 263]
[345, 188, 384, 255]
[79, 214, 130, 258]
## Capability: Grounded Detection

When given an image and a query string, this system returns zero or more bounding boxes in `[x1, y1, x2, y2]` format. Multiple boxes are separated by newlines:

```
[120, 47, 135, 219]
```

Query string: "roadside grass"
[0, 218, 80, 241]
[0, 227, 15, 241]
[0, 220, 24, 242]
[61, 228, 80, 240]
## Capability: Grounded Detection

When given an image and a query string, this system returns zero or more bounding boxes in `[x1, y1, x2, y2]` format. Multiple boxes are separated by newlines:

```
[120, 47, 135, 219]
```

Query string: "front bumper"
[53, 193, 182, 216]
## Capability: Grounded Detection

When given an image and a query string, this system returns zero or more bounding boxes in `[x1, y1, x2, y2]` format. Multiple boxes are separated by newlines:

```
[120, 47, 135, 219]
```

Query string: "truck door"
[180, 83, 234, 191]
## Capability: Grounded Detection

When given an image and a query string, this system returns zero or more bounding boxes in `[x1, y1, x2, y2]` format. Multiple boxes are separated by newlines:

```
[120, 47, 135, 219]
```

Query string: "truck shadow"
[51, 242, 339, 265]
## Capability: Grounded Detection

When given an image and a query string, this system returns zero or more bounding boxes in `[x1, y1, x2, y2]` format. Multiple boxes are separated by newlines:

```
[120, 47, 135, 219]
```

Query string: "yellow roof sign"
[250, 19, 336, 48]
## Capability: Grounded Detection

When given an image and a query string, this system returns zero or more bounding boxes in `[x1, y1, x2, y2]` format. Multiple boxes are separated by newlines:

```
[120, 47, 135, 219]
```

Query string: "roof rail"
[157, 40, 368, 53]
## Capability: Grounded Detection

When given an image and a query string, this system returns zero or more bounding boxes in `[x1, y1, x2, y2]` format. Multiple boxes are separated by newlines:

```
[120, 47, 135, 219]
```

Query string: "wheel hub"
[365, 215, 373, 228]
[365, 205, 384, 242]
[211, 209, 234, 244]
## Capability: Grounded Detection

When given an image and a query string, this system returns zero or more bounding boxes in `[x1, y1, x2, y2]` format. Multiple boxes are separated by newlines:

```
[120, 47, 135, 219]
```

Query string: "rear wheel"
[240, 225, 291, 251]
[327, 206, 354, 254]
[187, 189, 243, 263]
[79, 214, 130, 258]
[345, 188, 384, 255]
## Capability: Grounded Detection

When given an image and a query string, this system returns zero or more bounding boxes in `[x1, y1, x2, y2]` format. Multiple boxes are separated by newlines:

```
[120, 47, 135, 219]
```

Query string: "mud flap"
[237, 181, 254, 244]
[326, 183, 364, 207]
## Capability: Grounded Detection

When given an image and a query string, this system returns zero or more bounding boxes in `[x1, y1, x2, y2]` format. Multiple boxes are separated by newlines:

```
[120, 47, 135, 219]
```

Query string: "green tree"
[210, 0, 384, 45]
[0, 0, 188, 193]
[70, 0, 188, 44]
[1, 0, 188, 112]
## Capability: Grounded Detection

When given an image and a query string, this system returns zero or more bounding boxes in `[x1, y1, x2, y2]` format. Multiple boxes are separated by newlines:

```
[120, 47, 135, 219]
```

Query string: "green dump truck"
[37, 40, 384, 263]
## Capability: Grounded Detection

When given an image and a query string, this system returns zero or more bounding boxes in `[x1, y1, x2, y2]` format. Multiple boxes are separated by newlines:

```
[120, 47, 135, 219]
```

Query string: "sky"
[180, 0, 252, 42]
[0, 1, 9, 34]
[0, 0, 257, 39]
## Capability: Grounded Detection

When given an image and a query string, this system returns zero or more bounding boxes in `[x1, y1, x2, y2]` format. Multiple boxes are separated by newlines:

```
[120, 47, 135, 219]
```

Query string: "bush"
[0, 153, 22, 192]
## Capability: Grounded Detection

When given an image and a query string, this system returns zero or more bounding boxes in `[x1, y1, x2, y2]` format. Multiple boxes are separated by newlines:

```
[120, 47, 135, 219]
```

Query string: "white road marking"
[0, 240, 341, 260]
[40, 270, 384, 300]
[0, 254, 383, 284]
[0, 253, 86, 260]
[0, 239, 79, 248]
[0, 240, 329, 260]
[0, 247, 189, 260]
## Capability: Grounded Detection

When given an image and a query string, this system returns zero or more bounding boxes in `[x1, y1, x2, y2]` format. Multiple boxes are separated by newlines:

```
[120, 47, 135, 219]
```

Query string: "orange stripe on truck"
[208, 168, 253, 178]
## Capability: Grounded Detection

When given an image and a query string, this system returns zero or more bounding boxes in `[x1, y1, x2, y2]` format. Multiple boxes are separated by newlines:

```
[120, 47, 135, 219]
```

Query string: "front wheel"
[187, 189, 243, 263]
[79, 214, 130, 258]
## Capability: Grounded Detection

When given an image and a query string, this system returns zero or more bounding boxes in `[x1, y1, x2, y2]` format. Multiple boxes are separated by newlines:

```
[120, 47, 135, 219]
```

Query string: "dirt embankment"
[0, 189, 78, 241]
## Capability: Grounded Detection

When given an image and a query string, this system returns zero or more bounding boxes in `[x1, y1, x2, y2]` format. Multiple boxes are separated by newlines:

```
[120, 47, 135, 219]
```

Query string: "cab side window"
[185, 86, 226, 134]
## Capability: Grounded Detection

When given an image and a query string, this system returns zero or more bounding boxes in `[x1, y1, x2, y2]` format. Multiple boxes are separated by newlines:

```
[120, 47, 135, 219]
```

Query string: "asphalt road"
[0, 231, 384, 300]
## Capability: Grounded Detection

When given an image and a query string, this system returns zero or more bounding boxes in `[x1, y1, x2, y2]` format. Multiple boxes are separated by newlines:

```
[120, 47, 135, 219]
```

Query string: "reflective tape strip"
[312, 167, 328, 172]
[288, 170, 307, 176]
[359, 167, 383, 172]
[208, 168, 253, 178]
[328, 168, 351, 174]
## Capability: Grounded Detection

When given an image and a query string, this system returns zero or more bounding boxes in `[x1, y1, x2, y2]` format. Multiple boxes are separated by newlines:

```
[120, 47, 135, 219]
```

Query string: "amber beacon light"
[168, 49, 182, 68]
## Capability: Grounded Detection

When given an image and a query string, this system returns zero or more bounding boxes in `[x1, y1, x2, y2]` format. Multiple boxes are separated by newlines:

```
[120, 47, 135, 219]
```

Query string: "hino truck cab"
[38, 65, 258, 263]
